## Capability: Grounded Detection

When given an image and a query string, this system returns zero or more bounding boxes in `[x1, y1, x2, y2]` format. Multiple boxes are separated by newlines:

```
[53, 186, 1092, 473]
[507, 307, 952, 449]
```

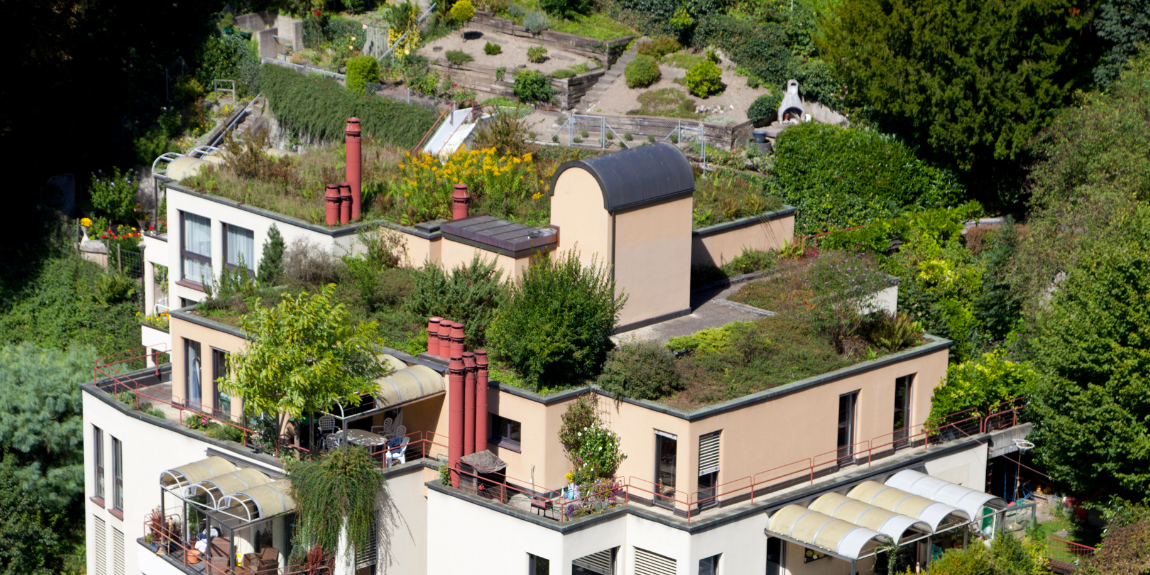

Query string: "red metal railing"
[1045, 536, 1095, 566]
[144, 514, 332, 575]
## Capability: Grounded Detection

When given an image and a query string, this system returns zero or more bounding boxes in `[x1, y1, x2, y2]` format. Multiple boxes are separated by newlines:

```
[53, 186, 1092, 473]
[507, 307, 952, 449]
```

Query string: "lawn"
[626, 88, 700, 119]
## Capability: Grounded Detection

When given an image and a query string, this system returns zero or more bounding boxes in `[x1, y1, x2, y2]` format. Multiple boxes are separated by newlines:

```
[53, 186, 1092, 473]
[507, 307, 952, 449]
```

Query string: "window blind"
[573, 549, 614, 574]
[113, 528, 125, 575]
[634, 548, 676, 575]
[94, 516, 106, 575]
[699, 431, 720, 476]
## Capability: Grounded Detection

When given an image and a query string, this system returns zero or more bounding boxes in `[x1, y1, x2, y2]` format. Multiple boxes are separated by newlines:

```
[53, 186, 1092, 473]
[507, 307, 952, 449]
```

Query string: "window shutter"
[634, 548, 676, 575]
[573, 549, 614, 575]
[356, 515, 378, 568]
[94, 516, 107, 575]
[113, 528, 125, 575]
[699, 431, 720, 476]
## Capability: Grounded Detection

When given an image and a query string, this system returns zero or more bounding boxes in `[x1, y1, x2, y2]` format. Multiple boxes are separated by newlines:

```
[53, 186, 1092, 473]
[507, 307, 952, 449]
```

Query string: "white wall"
[922, 442, 989, 490]
[377, 466, 431, 575]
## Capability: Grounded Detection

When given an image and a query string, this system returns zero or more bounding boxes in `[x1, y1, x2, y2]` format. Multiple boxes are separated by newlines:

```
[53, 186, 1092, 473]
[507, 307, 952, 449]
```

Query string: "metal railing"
[1044, 536, 1096, 567]
[143, 513, 332, 575]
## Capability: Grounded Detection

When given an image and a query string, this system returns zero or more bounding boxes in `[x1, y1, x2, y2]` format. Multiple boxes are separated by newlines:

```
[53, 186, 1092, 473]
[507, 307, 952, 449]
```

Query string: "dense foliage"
[596, 340, 683, 400]
[488, 252, 624, 389]
[625, 55, 661, 88]
[694, 17, 791, 89]
[512, 70, 555, 103]
[926, 532, 1047, 575]
[541, 0, 592, 19]
[259, 64, 438, 147]
[1092, 0, 1150, 85]
[928, 350, 1037, 424]
[405, 257, 505, 348]
[1082, 503, 1150, 574]
[89, 168, 142, 224]
[1028, 208, 1150, 503]
[257, 224, 286, 285]
[773, 123, 964, 235]
[0, 343, 95, 573]
[820, 0, 1100, 203]
[747, 92, 782, 124]
[684, 59, 722, 97]
[345, 55, 381, 95]
[196, 33, 261, 96]
[286, 446, 384, 562]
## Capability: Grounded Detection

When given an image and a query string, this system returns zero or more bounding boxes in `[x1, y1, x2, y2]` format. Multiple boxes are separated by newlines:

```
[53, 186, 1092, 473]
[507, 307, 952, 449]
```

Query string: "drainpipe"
[450, 322, 465, 360]
[463, 352, 476, 456]
[448, 356, 465, 487]
[345, 118, 362, 220]
[437, 321, 453, 360]
[475, 350, 489, 454]
[325, 184, 341, 226]
[427, 317, 442, 357]
[452, 183, 470, 220]
[338, 182, 351, 225]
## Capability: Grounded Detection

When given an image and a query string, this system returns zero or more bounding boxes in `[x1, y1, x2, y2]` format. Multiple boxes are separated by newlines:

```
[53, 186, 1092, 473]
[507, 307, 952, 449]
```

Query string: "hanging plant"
[286, 446, 385, 563]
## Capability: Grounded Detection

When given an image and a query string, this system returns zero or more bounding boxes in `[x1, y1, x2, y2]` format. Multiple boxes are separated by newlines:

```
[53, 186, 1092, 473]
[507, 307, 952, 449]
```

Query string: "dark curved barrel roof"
[548, 143, 695, 212]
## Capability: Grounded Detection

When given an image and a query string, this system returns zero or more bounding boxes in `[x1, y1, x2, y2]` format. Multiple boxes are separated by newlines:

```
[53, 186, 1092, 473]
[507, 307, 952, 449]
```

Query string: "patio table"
[343, 429, 389, 447]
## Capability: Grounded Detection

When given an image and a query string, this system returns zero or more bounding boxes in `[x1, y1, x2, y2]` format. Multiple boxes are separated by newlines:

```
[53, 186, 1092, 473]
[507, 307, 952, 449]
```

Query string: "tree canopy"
[221, 285, 389, 421]
[819, 0, 1101, 201]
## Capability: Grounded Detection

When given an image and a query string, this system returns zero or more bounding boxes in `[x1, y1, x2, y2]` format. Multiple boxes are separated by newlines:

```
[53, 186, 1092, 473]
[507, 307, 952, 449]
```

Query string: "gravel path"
[583, 59, 771, 123]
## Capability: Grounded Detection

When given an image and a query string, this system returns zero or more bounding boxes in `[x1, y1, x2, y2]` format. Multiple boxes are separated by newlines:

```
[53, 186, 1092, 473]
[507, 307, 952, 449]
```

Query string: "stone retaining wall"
[432, 58, 605, 110]
[470, 12, 633, 68]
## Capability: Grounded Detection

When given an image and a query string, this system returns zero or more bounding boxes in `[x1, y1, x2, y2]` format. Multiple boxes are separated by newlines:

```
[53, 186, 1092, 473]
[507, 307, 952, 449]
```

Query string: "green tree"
[195, 34, 261, 96]
[1081, 502, 1150, 574]
[221, 285, 389, 435]
[928, 350, 1038, 424]
[257, 224, 286, 285]
[1029, 209, 1150, 503]
[819, 0, 1100, 202]
[404, 256, 505, 348]
[1093, 0, 1150, 85]
[345, 55, 381, 96]
[285, 446, 384, 563]
[488, 252, 625, 389]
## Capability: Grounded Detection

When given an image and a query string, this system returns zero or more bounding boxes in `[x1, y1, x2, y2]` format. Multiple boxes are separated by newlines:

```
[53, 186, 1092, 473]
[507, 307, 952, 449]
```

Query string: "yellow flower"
[80, 218, 93, 227]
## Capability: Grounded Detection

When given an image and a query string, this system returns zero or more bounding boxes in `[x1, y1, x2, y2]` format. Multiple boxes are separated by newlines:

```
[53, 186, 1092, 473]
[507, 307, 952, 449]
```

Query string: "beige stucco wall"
[397, 232, 441, 268]
[613, 196, 693, 327]
[439, 236, 537, 283]
[377, 464, 431, 575]
[484, 342, 948, 512]
[550, 168, 611, 269]
[170, 315, 248, 421]
[691, 213, 795, 267]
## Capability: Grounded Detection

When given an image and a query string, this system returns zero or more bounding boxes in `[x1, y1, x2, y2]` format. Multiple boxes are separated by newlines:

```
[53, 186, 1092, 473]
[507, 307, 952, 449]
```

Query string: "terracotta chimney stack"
[448, 356, 465, 487]
[475, 350, 489, 454]
[437, 321, 453, 360]
[463, 352, 477, 456]
[325, 184, 341, 226]
[450, 322, 465, 359]
[338, 182, 351, 225]
[427, 317, 442, 356]
[452, 184, 470, 221]
[345, 118, 362, 220]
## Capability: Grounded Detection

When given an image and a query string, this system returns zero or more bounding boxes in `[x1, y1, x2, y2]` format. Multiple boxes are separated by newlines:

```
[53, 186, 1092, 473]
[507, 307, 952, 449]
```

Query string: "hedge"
[694, 17, 794, 90]
[773, 123, 965, 234]
[259, 64, 438, 148]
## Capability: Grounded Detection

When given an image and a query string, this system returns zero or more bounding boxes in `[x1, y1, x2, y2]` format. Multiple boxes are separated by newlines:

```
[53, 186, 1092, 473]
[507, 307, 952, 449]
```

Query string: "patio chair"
[394, 425, 407, 438]
[385, 436, 410, 467]
[323, 434, 344, 450]
[371, 417, 394, 436]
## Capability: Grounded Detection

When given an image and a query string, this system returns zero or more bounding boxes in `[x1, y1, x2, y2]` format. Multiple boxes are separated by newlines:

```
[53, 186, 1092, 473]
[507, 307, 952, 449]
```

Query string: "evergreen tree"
[257, 224, 285, 285]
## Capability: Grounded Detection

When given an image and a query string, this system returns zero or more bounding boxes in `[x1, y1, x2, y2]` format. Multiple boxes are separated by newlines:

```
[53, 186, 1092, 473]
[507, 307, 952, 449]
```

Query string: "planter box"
[432, 59, 605, 110]
[470, 12, 634, 67]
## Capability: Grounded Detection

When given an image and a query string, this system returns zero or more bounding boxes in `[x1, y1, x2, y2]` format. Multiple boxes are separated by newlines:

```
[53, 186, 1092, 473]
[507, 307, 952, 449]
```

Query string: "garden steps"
[578, 41, 640, 112]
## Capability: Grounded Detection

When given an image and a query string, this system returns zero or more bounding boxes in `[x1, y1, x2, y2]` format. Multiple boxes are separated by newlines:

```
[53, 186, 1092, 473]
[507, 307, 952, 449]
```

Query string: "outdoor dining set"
[317, 415, 411, 467]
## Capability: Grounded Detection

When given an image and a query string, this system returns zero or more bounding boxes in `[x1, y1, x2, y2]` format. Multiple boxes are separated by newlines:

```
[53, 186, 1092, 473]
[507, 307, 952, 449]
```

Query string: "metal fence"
[544, 113, 710, 165]
[75, 220, 147, 311]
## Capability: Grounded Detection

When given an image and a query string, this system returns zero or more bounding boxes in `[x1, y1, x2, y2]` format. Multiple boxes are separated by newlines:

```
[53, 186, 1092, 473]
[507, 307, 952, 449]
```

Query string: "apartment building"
[86, 142, 1023, 575]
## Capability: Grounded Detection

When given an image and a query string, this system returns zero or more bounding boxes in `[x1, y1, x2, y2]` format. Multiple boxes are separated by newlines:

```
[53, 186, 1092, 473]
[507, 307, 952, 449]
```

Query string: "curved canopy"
[809, 492, 930, 543]
[886, 470, 1006, 521]
[768, 505, 890, 561]
[379, 354, 408, 373]
[549, 143, 694, 213]
[218, 479, 296, 522]
[185, 468, 271, 508]
[160, 456, 237, 489]
[375, 364, 444, 409]
[848, 481, 968, 532]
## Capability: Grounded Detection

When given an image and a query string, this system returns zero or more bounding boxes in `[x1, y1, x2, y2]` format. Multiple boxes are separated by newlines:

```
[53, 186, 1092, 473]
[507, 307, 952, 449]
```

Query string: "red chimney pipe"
[450, 322, 465, 359]
[452, 184, 470, 221]
[427, 317, 442, 356]
[345, 118, 362, 220]
[475, 350, 489, 454]
[324, 184, 341, 226]
[463, 352, 476, 456]
[448, 356, 465, 487]
[437, 321, 453, 360]
[338, 182, 351, 225]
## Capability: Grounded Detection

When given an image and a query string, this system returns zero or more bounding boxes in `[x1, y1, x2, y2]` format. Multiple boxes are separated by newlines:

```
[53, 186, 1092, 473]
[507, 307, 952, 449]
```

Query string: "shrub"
[495, 66, 507, 81]
[484, 41, 502, 55]
[637, 35, 681, 58]
[259, 64, 438, 148]
[471, 109, 533, 156]
[624, 132, 633, 141]
[581, 129, 589, 138]
[625, 55, 661, 88]
[694, 17, 794, 90]
[487, 251, 625, 388]
[747, 92, 783, 124]
[527, 46, 548, 64]
[196, 34, 260, 96]
[684, 60, 722, 97]
[345, 55, 380, 95]
[405, 256, 505, 348]
[256, 224, 285, 285]
[551, 68, 575, 79]
[861, 312, 923, 353]
[571, 421, 626, 482]
[512, 70, 554, 103]
[773, 122, 965, 234]
[540, 0, 592, 19]
[205, 423, 245, 442]
[596, 340, 683, 400]
[573, 136, 582, 143]
[507, 2, 525, 16]
[524, 11, 550, 35]
[89, 168, 141, 224]
[445, 50, 474, 66]
[449, 0, 476, 22]
[559, 393, 599, 456]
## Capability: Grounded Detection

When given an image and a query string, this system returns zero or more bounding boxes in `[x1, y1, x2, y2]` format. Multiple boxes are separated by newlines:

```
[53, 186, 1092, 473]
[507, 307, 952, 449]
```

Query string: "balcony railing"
[142, 514, 332, 575]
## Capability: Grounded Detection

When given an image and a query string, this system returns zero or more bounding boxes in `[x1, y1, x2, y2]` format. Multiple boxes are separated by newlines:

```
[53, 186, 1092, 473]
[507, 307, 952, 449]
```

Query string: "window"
[186, 339, 202, 408]
[573, 548, 616, 575]
[111, 437, 123, 511]
[765, 537, 783, 575]
[655, 431, 677, 509]
[94, 426, 105, 500]
[529, 554, 550, 575]
[698, 554, 719, 575]
[893, 374, 914, 448]
[212, 348, 231, 417]
[491, 415, 521, 451]
[634, 548, 676, 575]
[181, 212, 212, 286]
[837, 392, 858, 460]
[223, 223, 255, 273]
[698, 431, 720, 510]
[113, 527, 125, 575]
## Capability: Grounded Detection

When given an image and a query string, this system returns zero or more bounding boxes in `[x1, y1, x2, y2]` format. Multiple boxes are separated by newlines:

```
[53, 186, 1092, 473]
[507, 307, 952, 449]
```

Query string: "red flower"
[314, 8, 321, 16]
[149, 226, 154, 231]
[354, 50, 359, 54]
